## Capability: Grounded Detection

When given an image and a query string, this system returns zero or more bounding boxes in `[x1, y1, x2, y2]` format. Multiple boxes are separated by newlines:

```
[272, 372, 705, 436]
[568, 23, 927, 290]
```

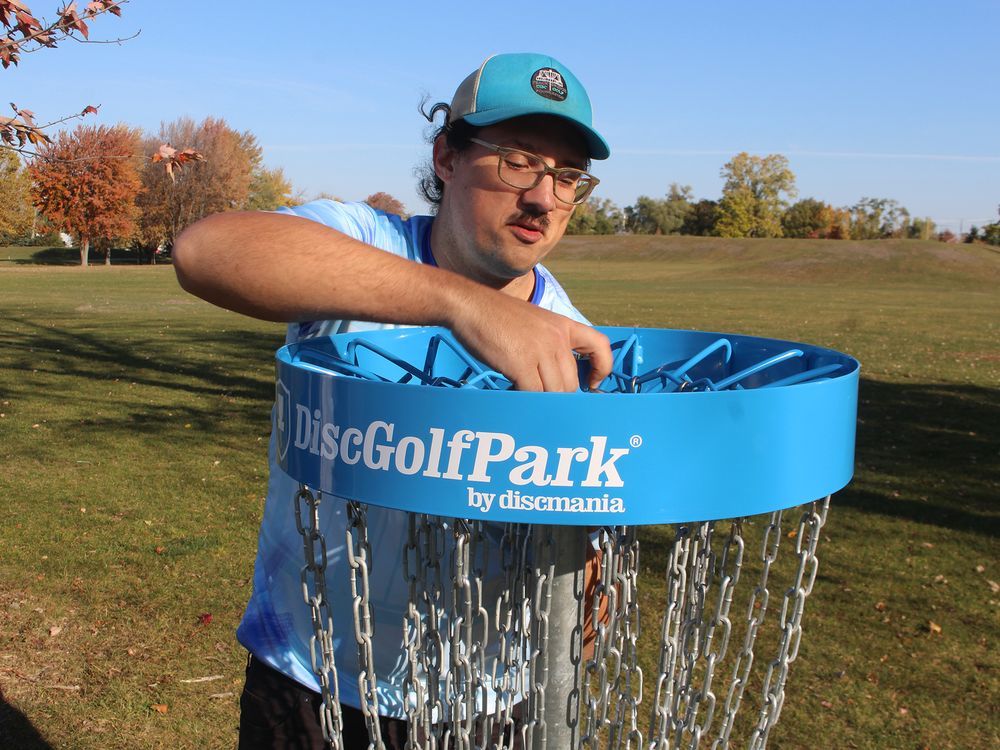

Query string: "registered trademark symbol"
[630, 435, 643, 448]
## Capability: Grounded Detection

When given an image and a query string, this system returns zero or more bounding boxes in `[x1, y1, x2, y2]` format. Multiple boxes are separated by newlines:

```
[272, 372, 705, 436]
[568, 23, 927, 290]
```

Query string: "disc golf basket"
[274, 326, 859, 750]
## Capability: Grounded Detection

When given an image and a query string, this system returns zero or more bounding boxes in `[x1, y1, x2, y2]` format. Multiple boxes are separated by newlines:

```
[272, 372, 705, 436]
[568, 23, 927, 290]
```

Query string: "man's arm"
[173, 211, 612, 392]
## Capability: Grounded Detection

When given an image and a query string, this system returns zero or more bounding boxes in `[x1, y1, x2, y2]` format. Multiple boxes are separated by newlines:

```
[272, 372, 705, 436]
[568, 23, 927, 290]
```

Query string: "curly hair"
[415, 100, 480, 212]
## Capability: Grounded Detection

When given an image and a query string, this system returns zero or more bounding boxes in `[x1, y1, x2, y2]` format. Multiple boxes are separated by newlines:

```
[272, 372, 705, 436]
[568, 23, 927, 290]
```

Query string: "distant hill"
[549, 235, 1000, 288]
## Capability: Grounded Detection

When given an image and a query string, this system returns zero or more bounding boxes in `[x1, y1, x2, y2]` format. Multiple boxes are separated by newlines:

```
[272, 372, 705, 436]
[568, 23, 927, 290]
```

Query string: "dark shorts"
[238, 655, 406, 750]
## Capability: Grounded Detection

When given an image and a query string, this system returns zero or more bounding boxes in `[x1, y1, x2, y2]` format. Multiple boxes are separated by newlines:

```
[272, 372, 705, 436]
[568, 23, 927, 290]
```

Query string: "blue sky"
[8, 1, 998, 232]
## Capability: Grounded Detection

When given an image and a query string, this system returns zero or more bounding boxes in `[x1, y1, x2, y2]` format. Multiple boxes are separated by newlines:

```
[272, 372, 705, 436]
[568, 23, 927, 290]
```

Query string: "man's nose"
[519, 173, 558, 213]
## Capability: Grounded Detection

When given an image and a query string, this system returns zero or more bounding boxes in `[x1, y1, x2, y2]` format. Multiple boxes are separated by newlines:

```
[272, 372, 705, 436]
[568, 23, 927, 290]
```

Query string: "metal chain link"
[748, 496, 829, 750]
[294, 485, 344, 750]
[448, 519, 475, 749]
[403, 512, 430, 749]
[711, 511, 782, 749]
[523, 525, 555, 749]
[346, 501, 386, 750]
[490, 523, 531, 750]
[578, 527, 643, 749]
[467, 520, 492, 749]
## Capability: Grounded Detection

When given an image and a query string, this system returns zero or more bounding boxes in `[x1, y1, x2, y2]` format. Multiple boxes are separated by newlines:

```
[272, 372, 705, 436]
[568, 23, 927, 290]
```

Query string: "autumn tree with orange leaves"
[135, 117, 265, 255]
[30, 123, 142, 266]
[3, 2, 203, 182]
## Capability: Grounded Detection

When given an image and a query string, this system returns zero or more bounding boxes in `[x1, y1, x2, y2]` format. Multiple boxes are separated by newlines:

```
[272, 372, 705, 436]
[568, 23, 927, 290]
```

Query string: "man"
[174, 52, 613, 749]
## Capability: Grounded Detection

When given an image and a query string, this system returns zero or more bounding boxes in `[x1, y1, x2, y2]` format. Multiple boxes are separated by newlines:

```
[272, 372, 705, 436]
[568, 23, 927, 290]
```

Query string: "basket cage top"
[274, 327, 859, 525]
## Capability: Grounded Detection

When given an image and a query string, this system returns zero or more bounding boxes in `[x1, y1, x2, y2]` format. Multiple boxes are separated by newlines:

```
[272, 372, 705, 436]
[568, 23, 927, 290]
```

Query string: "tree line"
[3, 136, 997, 267]
[567, 152, 999, 245]
[0, 118, 415, 266]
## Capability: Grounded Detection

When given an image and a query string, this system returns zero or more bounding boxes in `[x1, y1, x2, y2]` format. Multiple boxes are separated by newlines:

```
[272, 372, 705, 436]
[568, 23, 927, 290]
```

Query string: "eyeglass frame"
[466, 137, 600, 206]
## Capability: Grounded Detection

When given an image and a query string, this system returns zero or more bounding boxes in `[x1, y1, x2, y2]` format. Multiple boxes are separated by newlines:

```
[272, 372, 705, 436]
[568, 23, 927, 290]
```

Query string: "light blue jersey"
[237, 200, 589, 716]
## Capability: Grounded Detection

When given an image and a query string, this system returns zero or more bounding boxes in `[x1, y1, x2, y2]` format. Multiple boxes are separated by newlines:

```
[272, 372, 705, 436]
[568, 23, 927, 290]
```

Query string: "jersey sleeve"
[276, 199, 382, 245]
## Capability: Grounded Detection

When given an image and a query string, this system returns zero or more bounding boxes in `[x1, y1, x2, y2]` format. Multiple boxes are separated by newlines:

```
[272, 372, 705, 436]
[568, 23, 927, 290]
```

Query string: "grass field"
[0, 237, 997, 749]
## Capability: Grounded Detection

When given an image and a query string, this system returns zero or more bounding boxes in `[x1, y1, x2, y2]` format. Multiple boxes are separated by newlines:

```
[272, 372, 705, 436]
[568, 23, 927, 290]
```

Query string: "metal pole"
[537, 524, 588, 748]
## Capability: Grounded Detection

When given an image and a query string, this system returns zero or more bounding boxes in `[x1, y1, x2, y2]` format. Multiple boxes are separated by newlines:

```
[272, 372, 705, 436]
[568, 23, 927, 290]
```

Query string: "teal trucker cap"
[448, 52, 611, 160]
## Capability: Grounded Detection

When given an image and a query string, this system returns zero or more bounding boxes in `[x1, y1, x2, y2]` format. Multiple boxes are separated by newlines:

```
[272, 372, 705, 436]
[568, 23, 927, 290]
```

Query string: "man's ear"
[432, 136, 458, 185]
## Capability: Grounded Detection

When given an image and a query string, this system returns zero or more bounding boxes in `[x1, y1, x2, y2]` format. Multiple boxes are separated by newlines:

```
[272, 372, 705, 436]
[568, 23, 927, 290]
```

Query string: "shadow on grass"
[0, 691, 55, 750]
[839, 377, 999, 536]
[4, 246, 169, 265]
[0, 316, 280, 407]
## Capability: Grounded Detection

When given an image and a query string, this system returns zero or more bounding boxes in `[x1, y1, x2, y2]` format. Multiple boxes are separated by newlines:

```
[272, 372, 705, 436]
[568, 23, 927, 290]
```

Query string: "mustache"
[509, 212, 551, 230]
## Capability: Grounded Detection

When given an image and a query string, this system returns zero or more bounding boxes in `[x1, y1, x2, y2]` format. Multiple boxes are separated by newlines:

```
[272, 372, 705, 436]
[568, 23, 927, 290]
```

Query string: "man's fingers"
[536, 353, 576, 393]
[571, 327, 613, 390]
[511, 366, 544, 392]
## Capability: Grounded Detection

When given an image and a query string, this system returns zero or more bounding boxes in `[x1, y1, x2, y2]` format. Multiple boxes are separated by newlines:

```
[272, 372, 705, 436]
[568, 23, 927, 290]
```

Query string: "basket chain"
[295, 493, 829, 749]
[523, 526, 555, 747]
[748, 496, 829, 749]
[579, 527, 643, 749]
[294, 485, 344, 749]
[492, 523, 531, 749]
[346, 501, 385, 749]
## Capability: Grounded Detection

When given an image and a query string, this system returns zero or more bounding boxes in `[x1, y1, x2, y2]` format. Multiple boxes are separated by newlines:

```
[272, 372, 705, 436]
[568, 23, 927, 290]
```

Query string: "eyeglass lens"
[498, 151, 594, 204]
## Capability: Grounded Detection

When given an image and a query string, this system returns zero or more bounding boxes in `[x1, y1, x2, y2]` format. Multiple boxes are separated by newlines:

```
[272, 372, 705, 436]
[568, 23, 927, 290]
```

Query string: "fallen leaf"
[48, 625, 62, 637]
[874, 601, 886, 612]
[198, 612, 213, 626]
[151, 703, 168, 714]
[988, 579, 999, 594]
[975, 564, 985, 573]
[154, 546, 166, 555]
[786, 529, 798, 539]
[820, 700, 833, 709]
[928, 621, 942, 635]
[921, 542, 934, 549]
[899, 707, 909, 716]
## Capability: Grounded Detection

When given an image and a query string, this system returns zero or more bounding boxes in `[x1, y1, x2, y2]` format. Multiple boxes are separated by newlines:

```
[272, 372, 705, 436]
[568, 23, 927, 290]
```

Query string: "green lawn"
[0, 237, 997, 749]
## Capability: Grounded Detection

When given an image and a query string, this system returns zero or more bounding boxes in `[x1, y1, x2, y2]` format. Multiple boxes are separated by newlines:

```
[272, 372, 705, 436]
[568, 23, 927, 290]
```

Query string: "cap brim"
[461, 107, 611, 161]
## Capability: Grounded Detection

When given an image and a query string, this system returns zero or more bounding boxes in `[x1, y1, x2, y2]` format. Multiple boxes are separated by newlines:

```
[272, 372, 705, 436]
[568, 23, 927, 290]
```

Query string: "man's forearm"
[172, 210, 477, 327]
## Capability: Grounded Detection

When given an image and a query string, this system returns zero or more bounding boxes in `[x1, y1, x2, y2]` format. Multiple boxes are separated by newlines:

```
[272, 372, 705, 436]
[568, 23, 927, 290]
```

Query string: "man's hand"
[446, 290, 613, 392]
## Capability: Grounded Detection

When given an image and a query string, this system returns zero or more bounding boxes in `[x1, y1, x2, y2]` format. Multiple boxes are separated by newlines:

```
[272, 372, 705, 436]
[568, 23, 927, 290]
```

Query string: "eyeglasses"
[468, 137, 599, 206]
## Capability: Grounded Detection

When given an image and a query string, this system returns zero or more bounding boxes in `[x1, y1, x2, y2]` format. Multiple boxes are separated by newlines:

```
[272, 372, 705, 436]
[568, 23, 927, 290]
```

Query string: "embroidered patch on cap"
[531, 68, 568, 102]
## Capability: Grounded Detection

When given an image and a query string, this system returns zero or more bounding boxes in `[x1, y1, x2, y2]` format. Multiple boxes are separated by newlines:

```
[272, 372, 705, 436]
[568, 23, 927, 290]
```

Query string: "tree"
[0, 148, 33, 241]
[364, 191, 408, 218]
[782, 198, 831, 238]
[1, 2, 130, 153]
[566, 198, 621, 235]
[2, 3, 203, 186]
[907, 216, 936, 240]
[247, 166, 296, 211]
[29, 123, 142, 266]
[849, 197, 909, 239]
[982, 223, 1000, 246]
[625, 185, 692, 235]
[679, 199, 720, 236]
[136, 117, 258, 252]
[716, 152, 797, 238]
